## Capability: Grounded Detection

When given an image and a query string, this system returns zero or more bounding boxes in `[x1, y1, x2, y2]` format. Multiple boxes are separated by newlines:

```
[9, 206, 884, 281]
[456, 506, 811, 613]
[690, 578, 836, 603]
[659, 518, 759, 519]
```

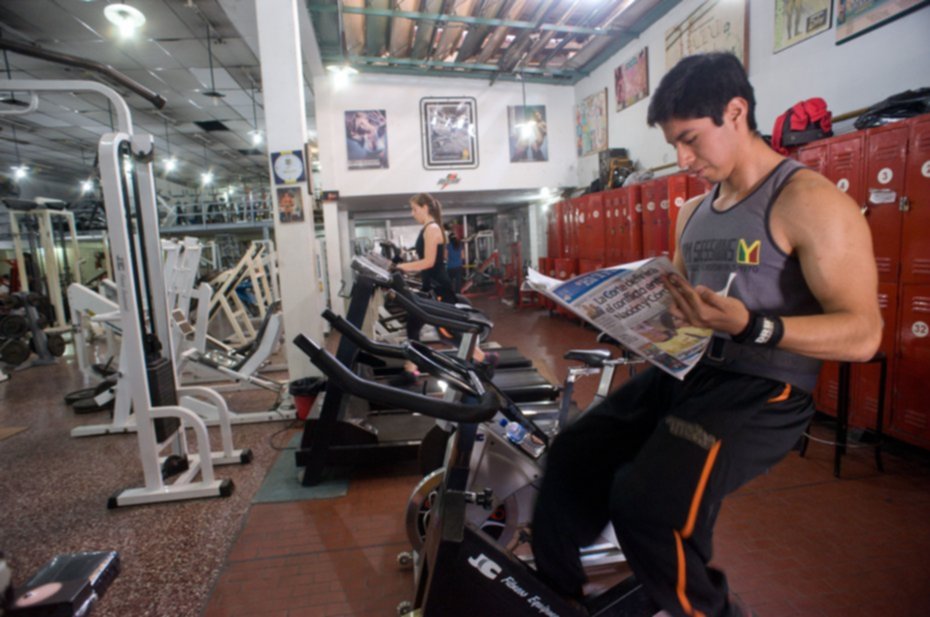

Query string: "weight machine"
[5, 79, 251, 506]
[5, 198, 82, 330]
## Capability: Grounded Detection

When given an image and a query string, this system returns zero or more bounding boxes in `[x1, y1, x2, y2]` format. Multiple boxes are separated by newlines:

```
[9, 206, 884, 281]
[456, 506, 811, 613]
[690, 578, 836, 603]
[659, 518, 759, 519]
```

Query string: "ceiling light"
[12, 165, 28, 181]
[104, 4, 146, 39]
[201, 171, 214, 186]
[81, 179, 94, 193]
[249, 130, 263, 146]
[326, 64, 358, 89]
[163, 157, 177, 172]
[248, 84, 262, 145]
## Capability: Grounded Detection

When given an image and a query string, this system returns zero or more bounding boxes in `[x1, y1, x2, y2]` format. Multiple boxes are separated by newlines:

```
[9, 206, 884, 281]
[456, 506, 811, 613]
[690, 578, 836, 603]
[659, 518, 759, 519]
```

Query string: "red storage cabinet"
[567, 197, 584, 260]
[797, 141, 828, 174]
[578, 193, 605, 262]
[577, 258, 604, 274]
[902, 115, 930, 284]
[890, 284, 930, 448]
[620, 185, 643, 263]
[603, 188, 625, 266]
[864, 122, 908, 284]
[641, 178, 669, 258]
[546, 206, 562, 261]
[667, 174, 710, 258]
[826, 132, 866, 206]
[557, 200, 573, 260]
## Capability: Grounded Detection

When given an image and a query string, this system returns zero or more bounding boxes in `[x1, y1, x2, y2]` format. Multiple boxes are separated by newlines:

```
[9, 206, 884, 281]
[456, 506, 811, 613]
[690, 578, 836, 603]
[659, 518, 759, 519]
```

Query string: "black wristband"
[730, 312, 756, 344]
[731, 312, 784, 348]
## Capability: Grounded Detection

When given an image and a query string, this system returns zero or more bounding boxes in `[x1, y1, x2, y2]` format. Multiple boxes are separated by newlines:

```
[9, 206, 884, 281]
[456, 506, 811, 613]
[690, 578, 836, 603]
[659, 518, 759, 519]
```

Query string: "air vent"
[194, 120, 231, 132]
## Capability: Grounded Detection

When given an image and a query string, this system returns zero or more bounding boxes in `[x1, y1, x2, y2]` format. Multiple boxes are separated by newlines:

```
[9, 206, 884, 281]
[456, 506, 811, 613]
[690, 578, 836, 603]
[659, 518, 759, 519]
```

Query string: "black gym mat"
[253, 434, 349, 503]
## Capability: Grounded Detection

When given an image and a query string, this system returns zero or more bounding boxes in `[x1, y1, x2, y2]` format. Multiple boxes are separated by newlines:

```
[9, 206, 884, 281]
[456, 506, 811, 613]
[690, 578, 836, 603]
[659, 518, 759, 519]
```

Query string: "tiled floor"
[2, 296, 929, 617]
[204, 298, 930, 617]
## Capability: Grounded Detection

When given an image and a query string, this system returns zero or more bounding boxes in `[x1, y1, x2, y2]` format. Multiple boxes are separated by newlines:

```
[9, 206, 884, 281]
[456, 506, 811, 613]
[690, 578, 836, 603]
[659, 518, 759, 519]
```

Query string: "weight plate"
[0, 339, 30, 366]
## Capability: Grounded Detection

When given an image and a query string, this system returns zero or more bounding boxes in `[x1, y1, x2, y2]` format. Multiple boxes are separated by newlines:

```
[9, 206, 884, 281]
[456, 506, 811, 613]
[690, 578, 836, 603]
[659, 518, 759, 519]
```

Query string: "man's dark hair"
[647, 52, 757, 132]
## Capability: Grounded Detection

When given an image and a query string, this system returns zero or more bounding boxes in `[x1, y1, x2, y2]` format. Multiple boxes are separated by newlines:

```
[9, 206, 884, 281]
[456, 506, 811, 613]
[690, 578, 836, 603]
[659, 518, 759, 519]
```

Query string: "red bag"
[771, 98, 833, 154]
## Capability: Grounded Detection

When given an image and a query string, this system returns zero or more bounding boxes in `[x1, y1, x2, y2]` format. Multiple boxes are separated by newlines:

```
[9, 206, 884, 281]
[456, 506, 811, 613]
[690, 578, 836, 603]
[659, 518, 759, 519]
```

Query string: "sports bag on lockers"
[770, 98, 833, 155]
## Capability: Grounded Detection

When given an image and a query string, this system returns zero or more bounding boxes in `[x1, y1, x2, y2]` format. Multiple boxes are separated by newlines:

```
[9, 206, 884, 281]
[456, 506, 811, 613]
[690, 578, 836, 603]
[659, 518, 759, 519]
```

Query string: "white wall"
[315, 73, 577, 197]
[574, 0, 930, 186]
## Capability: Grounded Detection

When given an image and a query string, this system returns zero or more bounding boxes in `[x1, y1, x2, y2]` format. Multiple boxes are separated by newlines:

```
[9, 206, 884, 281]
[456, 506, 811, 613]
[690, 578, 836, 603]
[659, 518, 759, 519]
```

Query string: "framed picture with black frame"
[420, 97, 479, 169]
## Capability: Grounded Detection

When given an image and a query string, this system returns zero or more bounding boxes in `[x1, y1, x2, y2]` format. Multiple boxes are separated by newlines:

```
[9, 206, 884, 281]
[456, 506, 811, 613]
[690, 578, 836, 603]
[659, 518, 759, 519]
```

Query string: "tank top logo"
[737, 239, 761, 265]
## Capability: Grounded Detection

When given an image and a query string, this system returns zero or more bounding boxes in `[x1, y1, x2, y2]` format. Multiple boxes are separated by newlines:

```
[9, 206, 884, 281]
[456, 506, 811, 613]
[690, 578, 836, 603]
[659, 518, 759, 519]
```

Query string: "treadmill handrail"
[388, 286, 484, 334]
[293, 334, 499, 423]
[321, 309, 407, 359]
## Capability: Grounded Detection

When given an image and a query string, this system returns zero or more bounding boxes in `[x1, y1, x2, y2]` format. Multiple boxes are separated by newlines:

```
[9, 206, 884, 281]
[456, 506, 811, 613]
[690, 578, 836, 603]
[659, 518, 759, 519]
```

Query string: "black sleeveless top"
[415, 221, 455, 301]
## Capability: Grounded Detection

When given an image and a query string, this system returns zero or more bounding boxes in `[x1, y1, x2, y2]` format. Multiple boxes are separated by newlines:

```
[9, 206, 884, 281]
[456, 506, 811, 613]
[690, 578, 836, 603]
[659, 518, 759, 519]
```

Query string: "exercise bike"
[295, 334, 656, 616]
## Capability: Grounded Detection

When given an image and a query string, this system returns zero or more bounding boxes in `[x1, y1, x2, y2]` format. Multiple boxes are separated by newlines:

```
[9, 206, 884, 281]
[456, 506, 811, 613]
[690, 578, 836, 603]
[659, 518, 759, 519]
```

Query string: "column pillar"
[256, 0, 322, 377]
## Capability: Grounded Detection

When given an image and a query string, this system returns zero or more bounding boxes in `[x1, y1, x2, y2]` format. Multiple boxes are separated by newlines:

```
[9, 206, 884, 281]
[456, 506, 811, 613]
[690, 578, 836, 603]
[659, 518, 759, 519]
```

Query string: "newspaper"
[526, 257, 731, 380]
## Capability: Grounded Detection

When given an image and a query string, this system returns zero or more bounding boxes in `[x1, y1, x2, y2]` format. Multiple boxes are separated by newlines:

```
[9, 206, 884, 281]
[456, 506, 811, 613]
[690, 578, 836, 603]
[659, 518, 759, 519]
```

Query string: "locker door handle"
[898, 196, 911, 213]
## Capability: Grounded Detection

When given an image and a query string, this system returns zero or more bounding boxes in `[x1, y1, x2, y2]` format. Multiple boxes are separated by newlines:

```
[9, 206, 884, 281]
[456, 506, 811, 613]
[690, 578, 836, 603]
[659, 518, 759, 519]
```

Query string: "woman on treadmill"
[394, 193, 495, 386]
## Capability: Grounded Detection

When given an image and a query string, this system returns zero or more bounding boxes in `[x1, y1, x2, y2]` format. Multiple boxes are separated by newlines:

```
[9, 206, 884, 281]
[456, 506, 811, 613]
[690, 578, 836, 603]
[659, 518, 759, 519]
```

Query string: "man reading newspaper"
[531, 52, 882, 617]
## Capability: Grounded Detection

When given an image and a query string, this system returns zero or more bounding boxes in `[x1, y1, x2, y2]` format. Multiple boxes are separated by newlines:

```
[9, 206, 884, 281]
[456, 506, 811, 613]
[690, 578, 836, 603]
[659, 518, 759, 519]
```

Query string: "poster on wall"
[614, 47, 650, 112]
[507, 105, 549, 162]
[270, 150, 306, 185]
[836, 0, 929, 44]
[575, 89, 608, 157]
[276, 186, 304, 224]
[420, 97, 479, 169]
[665, 0, 747, 69]
[344, 109, 388, 170]
[774, 0, 831, 52]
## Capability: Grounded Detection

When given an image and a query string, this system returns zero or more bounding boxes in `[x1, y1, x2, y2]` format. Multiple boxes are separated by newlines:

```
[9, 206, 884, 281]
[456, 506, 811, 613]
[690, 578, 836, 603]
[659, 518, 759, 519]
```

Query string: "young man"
[531, 52, 881, 616]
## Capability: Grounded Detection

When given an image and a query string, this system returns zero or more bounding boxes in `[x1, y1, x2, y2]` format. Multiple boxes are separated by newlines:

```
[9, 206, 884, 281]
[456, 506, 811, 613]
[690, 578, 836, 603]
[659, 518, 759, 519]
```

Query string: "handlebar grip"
[321, 309, 407, 359]
[389, 288, 483, 334]
[292, 334, 499, 423]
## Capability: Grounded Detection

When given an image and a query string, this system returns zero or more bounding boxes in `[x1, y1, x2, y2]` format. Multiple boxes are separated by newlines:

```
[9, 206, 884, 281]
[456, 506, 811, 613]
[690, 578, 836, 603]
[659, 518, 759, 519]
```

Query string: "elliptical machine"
[295, 334, 657, 616]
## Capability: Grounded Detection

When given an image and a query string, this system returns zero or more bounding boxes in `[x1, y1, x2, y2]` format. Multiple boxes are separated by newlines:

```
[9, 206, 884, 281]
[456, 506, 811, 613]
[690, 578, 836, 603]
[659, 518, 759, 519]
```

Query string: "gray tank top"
[679, 158, 823, 391]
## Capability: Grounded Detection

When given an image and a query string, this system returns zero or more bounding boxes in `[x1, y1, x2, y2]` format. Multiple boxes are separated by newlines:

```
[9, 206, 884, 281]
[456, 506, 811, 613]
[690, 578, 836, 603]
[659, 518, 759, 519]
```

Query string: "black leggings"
[531, 365, 814, 616]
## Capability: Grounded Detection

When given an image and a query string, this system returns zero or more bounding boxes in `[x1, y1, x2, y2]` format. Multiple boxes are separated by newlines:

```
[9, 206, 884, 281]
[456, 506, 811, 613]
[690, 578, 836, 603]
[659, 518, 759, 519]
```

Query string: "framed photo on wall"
[576, 89, 608, 157]
[665, 0, 748, 69]
[420, 97, 479, 169]
[344, 109, 388, 170]
[507, 105, 549, 162]
[836, 0, 929, 44]
[614, 47, 650, 111]
[774, 0, 831, 52]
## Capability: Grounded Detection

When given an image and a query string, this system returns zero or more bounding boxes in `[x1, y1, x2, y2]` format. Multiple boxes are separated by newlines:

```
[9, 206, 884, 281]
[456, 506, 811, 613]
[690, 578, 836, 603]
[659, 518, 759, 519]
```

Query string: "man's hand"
[663, 272, 751, 336]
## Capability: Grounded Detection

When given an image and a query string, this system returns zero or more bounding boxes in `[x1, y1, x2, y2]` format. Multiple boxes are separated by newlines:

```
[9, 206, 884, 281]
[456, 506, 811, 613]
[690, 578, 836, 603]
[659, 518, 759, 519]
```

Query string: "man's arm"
[768, 170, 882, 361]
[666, 170, 881, 363]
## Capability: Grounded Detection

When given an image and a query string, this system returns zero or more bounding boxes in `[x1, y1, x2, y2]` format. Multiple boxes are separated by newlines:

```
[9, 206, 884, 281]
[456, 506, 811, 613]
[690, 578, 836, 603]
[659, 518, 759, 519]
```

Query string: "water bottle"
[502, 419, 528, 445]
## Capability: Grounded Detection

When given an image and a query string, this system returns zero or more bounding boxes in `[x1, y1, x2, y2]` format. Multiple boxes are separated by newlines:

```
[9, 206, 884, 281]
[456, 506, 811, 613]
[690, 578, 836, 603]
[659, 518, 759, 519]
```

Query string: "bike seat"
[564, 349, 612, 368]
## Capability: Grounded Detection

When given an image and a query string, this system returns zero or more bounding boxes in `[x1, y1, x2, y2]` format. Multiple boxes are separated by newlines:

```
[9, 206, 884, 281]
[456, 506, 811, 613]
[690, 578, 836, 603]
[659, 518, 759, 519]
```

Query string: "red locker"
[864, 123, 908, 284]
[577, 258, 604, 274]
[558, 200, 573, 260]
[902, 115, 930, 284]
[552, 257, 577, 280]
[825, 132, 866, 206]
[603, 188, 624, 265]
[797, 141, 828, 174]
[641, 178, 670, 258]
[666, 174, 709, 258]
[620, 185, 643, 263]
[890, 284, 930, 448]
[568, 197, 584, 260]
[850, 282, 897, 432]
[546, 206, 561, 260]
[579, 193, 605, 262]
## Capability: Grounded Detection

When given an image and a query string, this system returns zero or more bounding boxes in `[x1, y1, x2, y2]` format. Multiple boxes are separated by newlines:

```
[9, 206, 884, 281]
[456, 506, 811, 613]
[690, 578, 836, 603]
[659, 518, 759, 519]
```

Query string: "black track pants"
[531, 365, 815, 616]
